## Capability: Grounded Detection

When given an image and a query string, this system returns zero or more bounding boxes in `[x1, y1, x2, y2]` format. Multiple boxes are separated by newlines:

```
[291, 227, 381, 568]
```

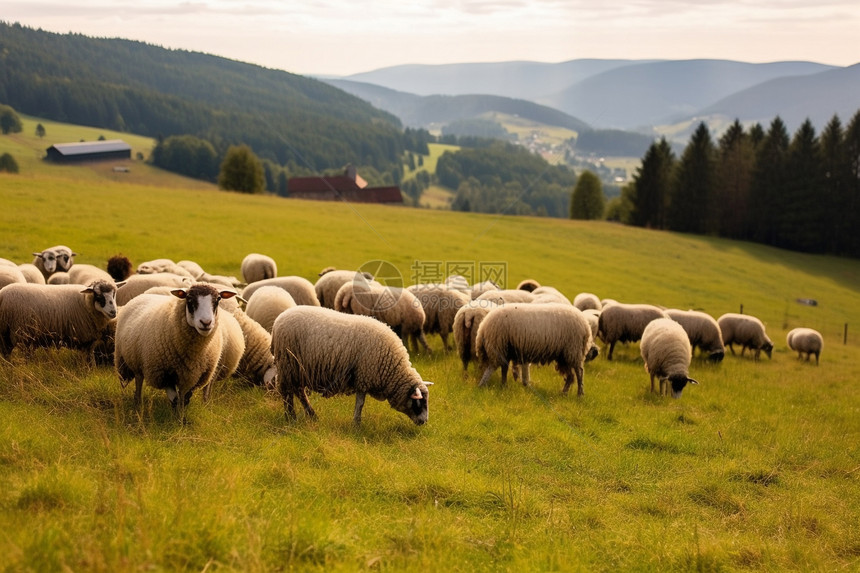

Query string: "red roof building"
[287, 166, 403, 205]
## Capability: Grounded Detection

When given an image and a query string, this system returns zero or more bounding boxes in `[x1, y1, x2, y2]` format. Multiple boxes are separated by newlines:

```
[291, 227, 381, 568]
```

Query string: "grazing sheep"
[32, 245, 77, 280]
[107, 254, 134, 282]
[203, 310, 246, 401]
[17, 264, 46, 284]
[573, 292, 602, 312]
[581, 308, 601, 340]
[516, 279, 541, 292]
[531, 286, 572, 305]
[408, 284, 471, 352]
[271, 306, 433, 425]
[476, 289, 535, 305]
[0, 280, 118, 362]
[640, 318, 699, 398]
[0, 265, 26, 289]
[445, 275, 471, 295]
[176, 260, 207, 280]
[786, 327, 823, 365]
[240, 276, 320, 306]
[245, 285, 297, 332]
[241, 253, 278, 284]
[136, 258, 195, 279]
[114, 284, 238, 421]
[717, 313, 774, 361]
[231, 309, 277, 388]
[665, 309, 725, 362]
[470, 280, 500, 300]
[116, 273, 192, 306]
[476, 303, 595, 395]
[597, 303, 670, 360]
[452, 299, 499, 371]
[68, 263, 115, 286]
[314, 269, 375, 309]
[334, 282, 432, 354]
[47, 272, 70, 285]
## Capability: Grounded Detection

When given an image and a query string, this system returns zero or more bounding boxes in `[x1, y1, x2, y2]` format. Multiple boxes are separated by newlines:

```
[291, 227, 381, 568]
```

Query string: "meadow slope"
[0, 142, 859, 571]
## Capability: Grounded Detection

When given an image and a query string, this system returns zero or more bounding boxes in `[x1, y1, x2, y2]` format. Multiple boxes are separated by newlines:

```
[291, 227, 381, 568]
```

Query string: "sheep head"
[171, 284, 238, 336]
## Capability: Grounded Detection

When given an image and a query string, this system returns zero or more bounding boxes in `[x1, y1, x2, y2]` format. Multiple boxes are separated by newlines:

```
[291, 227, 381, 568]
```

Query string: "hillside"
[0, 22, 404, 172]
[323, 78, 591, 132]
[1, 153, 859, 571]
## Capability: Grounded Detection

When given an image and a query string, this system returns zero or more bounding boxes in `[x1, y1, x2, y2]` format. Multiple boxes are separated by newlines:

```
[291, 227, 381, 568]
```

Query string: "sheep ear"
[219, 290, 238, 300]
[410, 387, 424, 400]
[423, 381, 434, 386]
[79, 287, 94, 294]
[170, 288, 189, 299]
[33, 252, 43, 258]
[115, 281, 127, 288]
[688, 378, 699, 385]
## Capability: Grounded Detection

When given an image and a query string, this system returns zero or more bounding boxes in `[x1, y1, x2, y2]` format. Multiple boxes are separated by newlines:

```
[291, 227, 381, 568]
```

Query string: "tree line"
[609, 111, 860, 257]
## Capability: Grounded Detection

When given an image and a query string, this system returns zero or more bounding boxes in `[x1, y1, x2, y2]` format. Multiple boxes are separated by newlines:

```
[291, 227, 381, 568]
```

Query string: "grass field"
[1, 123, 860, 571]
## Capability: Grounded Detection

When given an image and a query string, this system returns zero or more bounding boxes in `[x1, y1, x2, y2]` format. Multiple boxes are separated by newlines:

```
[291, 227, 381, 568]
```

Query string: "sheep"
[136, 258, 195, 279]
[476, 303, 596, 395]
[531, 286, 572, 305]
[582, 308, 601, 340]
[47, 272, 70, 285]
[786, 327, 823, 365]
[107, 254, 134, 282]
[314, 269, 375, 309]
[114, 284, 238, 421]
[245, 285, 297, 332]
[573, 292, 602, 312]
[241, 253, 278, 284]
[407, 284, 471, 352]
[115, 273, 192, 306]
[271, 306, 433, 426]
[17, 264, 46, 284]
[665, 309, 725, 362]
[640, 318, 699, 398]
[240, 276, 320, 306]
[717, 313, 774, 361]
[203, 310, 246, 401]
[334, 281, 432, 354]
[68, 263, 115, 286]
[516, 279, 541, 292]
[444, 274, 470, 295]
[476, 289, 535, 305]
[31, 245, 77, 280]
[452, 299, 499, 371]
[176, 260, 206, 280]
[597, 303, 670, 360]
[0, 265, 26, 289]
[0, 280, 118, 362]
[470, 280, 500, 300]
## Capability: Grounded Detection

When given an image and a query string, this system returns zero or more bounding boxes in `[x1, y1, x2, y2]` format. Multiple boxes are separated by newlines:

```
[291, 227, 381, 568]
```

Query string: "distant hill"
[0, 22, 405, 172]
[694, 63, 860, 132]
[324, 79, 591, 132]
[344, 59, 645, 101]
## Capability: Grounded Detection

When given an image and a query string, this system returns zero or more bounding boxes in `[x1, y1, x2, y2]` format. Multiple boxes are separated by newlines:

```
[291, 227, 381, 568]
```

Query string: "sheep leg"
[607, 341, 616, 360]
[574, 363, 584, 396]
[560, 365, 574, 394]
[478, 366, 495, 387]
[500, 362, 508, 386]
[134, 374, 144, 409]
[297, 387, 316, 419]
[521, 363, 531, 387]
[353, 392, 366, 426]
[417, 331, 433, 355]
[283, 392, 296, 420]
[727, 342, 735, 355]
[649, 373, 657, 394]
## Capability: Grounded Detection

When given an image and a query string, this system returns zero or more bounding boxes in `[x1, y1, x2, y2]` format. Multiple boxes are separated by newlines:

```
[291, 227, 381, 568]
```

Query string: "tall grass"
[0, 141, 859, 571]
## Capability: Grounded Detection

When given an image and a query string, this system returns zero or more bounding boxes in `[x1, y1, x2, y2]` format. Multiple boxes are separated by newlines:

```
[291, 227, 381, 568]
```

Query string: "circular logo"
[351, 260, 404, 312]
[357, 260, 402, 288]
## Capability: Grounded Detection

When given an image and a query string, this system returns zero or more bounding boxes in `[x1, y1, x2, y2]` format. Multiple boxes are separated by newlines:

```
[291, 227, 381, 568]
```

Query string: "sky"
[5, 1, 859, 77]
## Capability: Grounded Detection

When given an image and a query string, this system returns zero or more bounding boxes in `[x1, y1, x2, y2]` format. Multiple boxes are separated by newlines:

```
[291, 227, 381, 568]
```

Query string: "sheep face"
[762, 342, 774, 359]
[83, 281, 119, 319]
[667, 374, 698, 399]
[33, 249, 59, 273]
[171, 285, 238, 336]
[393, 383, 432, 426]
[708, 350, 725, 362]
[55, 249, 75, 272]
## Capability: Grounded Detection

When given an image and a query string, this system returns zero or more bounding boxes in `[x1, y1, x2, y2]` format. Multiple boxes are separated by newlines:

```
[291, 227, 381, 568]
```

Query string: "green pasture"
[0, 150, 859, 571]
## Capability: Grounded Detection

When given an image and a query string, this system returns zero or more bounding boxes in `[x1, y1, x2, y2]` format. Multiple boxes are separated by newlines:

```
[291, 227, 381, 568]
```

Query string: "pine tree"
[750, 117, 790, 246]
[570, 170, 605, 220]
[844, 110, 860, 257]
[631, 138, 674, 229]
[668, 122, 716, 234]
[714, 120, 755, 239]
[778, 120, 823, 251]
[819, 115, 850, 254]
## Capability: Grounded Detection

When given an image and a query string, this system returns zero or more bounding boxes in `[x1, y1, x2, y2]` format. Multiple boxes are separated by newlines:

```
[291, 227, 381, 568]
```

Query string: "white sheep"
[334, 281, 432, 354]
[717, 313, 774, 361]
[17, 264, 46, 284]
[786, 327, 823, 365]
[176, 260, 206, 280]
[47, 272, 70, 285]
[597, 303, 669, 360]
[245, 285, 297, 332]
[0, 265, 26, 289]
[115, 284, 238, 421]
[0, 280, 118, 362]
[240, 276, 320, 306]
[452, 299, 499, 371]
[241, 253, 278, 284]
[68, 263, 115, 285]
[470, 280, 500, 300]
[115, 273, 192, 306]
[407, 284, 471, 352]
[444, 274, 470, 295]
[271, 306, 433, 425]
[203, 310, 246, 401]
[476, 289, 535, 305]
[32, 245, 76, 280]
[581, 308, 601, 340]
[531, 286, 572, 305]
[476, 303, 596, 395]
[135, 258, 193, 277]
[640, 318, 699, 398]
[665, 309, 725, 362]
[573, 292, 602, 312]
[314, 269, 375, 309]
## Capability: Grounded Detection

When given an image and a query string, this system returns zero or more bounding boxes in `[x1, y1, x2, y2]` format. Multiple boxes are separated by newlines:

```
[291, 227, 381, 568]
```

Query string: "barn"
[287, 165, 403, 205]
[45, 139, 132, 163]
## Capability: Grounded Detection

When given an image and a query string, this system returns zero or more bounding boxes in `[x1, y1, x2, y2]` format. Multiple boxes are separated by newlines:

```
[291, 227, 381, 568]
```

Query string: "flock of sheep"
[0, 246, 825, 426]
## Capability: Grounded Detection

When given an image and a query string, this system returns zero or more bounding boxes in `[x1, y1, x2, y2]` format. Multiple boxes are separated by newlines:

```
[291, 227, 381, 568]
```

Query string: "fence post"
[739, 304, 744, 314]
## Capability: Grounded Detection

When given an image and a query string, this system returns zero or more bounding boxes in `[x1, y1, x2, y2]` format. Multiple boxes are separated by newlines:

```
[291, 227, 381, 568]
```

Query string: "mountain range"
[334, 59, 860, 137]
